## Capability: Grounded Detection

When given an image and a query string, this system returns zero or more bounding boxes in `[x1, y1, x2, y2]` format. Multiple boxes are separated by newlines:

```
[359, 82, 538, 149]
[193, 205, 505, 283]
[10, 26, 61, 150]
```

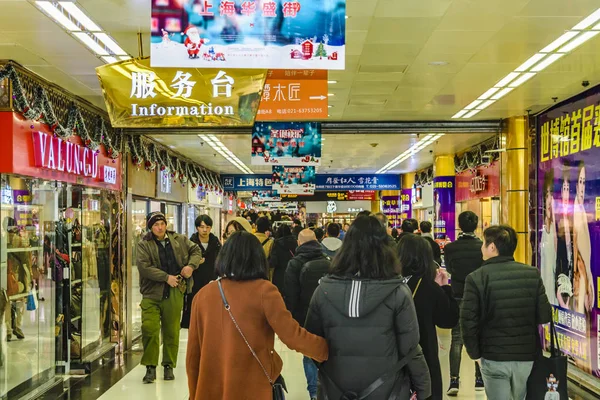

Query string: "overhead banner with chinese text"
[257, 70, 328, 120]
[150, 0, 346, 70]
[536, 84, 600, 378]
[272, 165, 316, 194]
[251, 122, 321, 165]
[316, 174, 400, 191]
[96, 58, 266, 128]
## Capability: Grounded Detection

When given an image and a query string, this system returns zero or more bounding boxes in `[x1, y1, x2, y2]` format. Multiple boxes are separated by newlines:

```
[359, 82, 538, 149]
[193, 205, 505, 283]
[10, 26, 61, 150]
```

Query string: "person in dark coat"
[443, 211, 484, 395]
[284, 229, 331, 400]
[422, 235, 442, 266]
[181, 215, 221, 329]
[397, 234, 459, 400]
[305, 216, 431, 400]
[461, 225, 552, 400]
[269, 224, 297, 293]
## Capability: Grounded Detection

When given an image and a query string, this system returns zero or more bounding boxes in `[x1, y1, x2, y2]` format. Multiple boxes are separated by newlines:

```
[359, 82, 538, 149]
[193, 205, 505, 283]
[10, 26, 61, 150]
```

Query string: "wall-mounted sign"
[433, 177, 456, 241]
[96, 58, 267, 128]
[456, 161, 500, 202]
[316, 174, 400, 190]
[256, 70, 328, 121]
[103, 166, 118, 184]
[33, 131, 99, 178]
[272, 165, 316, 194]
[222, 174, 274, 191]
[150, 0, 346, 70]
[326, 201, 337, 213]
[159, 170, 172, 194]
[251, 122, 322, 166]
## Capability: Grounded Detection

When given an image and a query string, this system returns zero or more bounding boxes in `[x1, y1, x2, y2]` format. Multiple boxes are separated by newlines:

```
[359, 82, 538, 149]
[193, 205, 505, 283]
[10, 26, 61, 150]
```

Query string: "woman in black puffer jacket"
[305, 216, 431, 400]
[269, 224, 297, 293]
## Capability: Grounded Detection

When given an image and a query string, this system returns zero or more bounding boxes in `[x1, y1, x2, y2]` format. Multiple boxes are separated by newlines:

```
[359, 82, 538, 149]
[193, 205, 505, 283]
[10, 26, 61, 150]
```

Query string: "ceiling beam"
[126, 120, 502, 136]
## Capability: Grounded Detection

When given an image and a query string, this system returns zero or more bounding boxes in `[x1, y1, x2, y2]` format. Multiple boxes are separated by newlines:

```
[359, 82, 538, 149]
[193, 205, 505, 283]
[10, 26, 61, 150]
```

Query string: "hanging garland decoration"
[414, 167, 434, 187]
[454, 136, 500, 174]
[0, 63, 121, 158]
[126, 135, 222, 191]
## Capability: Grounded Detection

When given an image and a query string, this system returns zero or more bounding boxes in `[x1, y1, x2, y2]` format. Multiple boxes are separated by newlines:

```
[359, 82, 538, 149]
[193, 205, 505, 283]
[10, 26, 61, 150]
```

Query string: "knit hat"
[147, 212, 167, 230]
[232, 217, 253, 233]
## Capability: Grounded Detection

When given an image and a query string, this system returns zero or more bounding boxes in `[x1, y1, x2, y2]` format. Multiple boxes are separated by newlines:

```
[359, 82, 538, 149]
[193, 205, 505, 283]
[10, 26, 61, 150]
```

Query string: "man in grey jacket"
[137, 212, 203, 384]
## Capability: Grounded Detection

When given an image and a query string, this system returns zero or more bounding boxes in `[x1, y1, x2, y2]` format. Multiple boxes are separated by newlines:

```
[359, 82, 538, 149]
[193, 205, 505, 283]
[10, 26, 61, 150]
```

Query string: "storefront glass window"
[0, 176, 55, 398]
[130, 200, 147, 340]
[164, 204, 181, 234]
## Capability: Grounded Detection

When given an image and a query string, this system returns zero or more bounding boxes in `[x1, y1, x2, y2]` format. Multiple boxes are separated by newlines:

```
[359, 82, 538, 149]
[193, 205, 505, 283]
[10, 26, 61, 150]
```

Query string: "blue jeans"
[303, 356, 318, 398]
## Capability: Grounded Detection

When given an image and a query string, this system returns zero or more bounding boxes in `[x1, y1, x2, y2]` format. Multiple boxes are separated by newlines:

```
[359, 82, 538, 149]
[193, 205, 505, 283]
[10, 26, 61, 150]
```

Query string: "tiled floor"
[94, 329, 490, 400]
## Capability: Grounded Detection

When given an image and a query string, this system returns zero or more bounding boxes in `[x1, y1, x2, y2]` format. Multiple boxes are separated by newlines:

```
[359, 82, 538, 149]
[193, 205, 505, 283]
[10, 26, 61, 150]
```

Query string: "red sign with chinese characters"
[256, 69, 328, 121]
[0, 112, 122, 191]
[347, 190, 376, 201]
[455, 161, 500, 202]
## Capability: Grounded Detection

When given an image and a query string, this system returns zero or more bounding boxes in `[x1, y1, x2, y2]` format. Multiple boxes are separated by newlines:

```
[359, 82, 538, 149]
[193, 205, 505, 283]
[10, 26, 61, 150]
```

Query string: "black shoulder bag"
[217, 278, 287, 400]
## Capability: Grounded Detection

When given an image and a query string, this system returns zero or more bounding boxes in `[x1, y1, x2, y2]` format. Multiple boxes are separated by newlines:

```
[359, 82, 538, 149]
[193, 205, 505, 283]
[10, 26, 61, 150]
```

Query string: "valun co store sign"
[455, 161, 500, 202]
[535, 83, 600, 378]
[0, 113, 122, 191]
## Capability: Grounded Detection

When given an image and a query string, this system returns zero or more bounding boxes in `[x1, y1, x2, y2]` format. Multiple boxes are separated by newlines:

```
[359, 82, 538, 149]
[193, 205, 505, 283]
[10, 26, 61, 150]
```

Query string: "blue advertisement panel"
[315, 174, 400, 190]
[251, 122, 321, 166]
[151, 0, 346, 70]
[272, 165, 316, 194]
[222, 174, 273, 191]
[433, 176, 456, 242]
[536, 85, 600, 378]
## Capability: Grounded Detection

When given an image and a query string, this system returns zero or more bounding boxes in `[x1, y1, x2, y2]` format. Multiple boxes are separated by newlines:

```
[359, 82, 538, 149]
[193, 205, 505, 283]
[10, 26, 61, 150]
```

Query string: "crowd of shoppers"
[134, 208, 552, 400]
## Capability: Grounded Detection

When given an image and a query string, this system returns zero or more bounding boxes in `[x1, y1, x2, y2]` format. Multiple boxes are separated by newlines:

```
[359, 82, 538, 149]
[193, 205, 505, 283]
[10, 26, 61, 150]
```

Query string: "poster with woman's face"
[537, 86, 600, 377]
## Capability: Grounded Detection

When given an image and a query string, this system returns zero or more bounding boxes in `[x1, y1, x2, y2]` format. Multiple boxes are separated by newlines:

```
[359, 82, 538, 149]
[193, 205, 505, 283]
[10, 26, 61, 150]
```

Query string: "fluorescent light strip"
[102, 56, 118, 64]
[376, 134, 443, 173]
[59, 1, 101, 31]
[515, 53, 546, 72]
[475, 100, 495, 111]
[540, 31, 579, 53]
[95, 33, 128, 55]
[557, 30, 600, 53]
[530, 53, 564, 72]
[463, 109, 481, 118]
[494, 72, 520, 88]
[491, 87, 514, 100]
[36, 1, 80, 31]
[477, 87, 501, 100]
[198, 134, 254, 174]
[72, 32, 109, 55]
[572, 7, 600, 30]
[452, 110, 469, 119]
[508, 72, 536, 88]
[464, 100, 483, 110]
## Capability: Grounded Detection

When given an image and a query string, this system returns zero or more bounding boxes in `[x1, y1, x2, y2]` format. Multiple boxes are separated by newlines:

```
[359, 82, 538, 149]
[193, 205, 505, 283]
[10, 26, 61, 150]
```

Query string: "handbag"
[526, 320, 568, 399]
[217, 278, 287, 400]
[27, 290, 38, 311]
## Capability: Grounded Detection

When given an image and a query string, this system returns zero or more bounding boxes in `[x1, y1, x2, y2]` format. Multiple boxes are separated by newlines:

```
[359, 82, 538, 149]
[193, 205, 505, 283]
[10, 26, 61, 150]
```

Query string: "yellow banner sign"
[96, 58, 267, 128]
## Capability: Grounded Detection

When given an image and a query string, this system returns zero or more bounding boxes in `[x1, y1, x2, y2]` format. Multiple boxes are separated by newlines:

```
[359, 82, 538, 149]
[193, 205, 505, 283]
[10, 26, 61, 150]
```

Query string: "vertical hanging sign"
[433, 177, 456, 241]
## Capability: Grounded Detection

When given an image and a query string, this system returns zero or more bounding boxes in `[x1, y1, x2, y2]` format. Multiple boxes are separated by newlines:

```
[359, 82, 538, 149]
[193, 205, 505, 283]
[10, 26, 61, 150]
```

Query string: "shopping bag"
[526, 321, 568, 399]
[27, 290, 38, 311]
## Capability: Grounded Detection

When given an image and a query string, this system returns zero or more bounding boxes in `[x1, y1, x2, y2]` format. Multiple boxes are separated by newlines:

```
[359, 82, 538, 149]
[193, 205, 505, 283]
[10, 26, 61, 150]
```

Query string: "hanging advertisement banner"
[316, 174, 400, 191]
[272, 165, 316, 194]
[381, 195, 401, 227]
[150, 0, 346, 70]
[536, 85, 600, 378]
[401, 189, 413, 220]
[433, 176, 456, 241]
[256, 70, 328, 121]
[96, 58, 267, 128]
[222, 174, 274, 191]
[251, 122, 321, 166]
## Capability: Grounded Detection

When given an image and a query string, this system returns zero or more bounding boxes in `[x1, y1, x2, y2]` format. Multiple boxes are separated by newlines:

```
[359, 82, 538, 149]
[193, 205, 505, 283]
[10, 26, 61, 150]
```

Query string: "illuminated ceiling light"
[530, 53, 564, 72]
[463, 109, 481, 118]
[73, 32, 109, 56]
[478, 87, 501, 100]
[36, 1, 80, 31]
[198, 134, 254, 174]
[464, 100, 483, 110]
[328, 105, 332, 108]
[94, 33, 128, 55]
[476, 100, 495, 110]
[327, 80, 337, 84]
[120, 56, 132, 61]
[571, 7, 600, 30]
[515, 53, 546, 72]
[327, 93, 335, 96]
[376, 134, 444, 173]
[490, 87, 514, 100]
[101, 56, 118, 64]
[59, 1, 101, 31]
[539, 31, 579, 53]
[508, 72, 537, 88]
[494, 72, 520, 88]
[451, 110, 469, 119]
[557, 31, 600, 53]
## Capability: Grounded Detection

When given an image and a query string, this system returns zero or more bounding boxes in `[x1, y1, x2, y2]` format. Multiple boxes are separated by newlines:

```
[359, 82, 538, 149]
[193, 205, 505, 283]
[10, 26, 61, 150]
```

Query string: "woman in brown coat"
[186, 231, 329, 400]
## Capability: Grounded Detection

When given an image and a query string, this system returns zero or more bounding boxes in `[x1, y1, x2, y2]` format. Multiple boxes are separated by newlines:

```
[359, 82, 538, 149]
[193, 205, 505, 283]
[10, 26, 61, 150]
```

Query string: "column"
[433, 155, 456, 241]
[502, 116, 529, 263]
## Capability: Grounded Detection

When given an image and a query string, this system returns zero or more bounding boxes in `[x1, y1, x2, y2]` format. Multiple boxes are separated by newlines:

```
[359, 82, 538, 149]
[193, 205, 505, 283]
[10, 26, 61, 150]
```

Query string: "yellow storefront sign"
[96, 58, 267, 128]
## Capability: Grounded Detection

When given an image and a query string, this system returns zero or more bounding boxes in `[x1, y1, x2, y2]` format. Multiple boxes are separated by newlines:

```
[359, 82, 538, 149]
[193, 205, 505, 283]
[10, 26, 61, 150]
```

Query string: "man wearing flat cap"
[137, 211, 203, 384]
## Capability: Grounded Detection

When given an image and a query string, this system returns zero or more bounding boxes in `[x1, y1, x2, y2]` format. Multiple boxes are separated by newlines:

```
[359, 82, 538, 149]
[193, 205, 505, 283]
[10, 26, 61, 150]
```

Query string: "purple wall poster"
[536, 84, 600, 378]
[401, 189, 413, 221]
[381, 195, 401, 228]
[433, 176, 456, 241]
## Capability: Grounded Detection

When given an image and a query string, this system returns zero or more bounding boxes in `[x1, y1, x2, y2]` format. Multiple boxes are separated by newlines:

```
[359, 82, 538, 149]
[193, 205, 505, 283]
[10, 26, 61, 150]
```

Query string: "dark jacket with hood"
[406, 276, 458, 399]
[284, 240, 331, 327]
[461, 256, 552, 362]
[269, 235, 297, 293]
[305, 276, 431, 399]
[444, 233, 484, 298]
[181, 232, 221, 328]
[136, 231, 203, 301]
